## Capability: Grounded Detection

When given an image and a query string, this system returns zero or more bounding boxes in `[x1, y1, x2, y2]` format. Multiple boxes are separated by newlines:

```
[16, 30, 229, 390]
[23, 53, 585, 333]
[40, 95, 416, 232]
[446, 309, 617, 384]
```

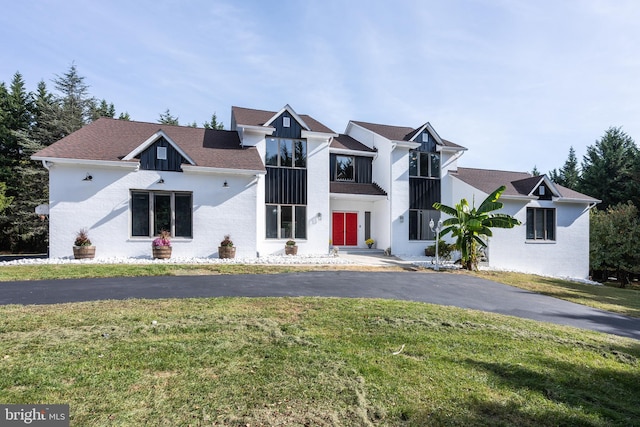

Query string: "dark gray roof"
[451, 167, 599, 202]
[232, 106, 335, 134]
[330, 134, 376, 152]
[330, 182, 387, 196]
[33, 118, 265, 171]
[351, 120, 465, 149]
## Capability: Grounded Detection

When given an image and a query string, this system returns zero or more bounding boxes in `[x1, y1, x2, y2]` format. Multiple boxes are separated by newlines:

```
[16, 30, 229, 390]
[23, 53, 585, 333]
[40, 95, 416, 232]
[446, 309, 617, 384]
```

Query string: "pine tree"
[579, 127, 639, 210]
[531, 165, 540, 176]
[52, 63, 94, 136]
[90, 99, 116, 120]
[203, 112, 224, 130]
[158, 108, 179, 125]
[549, 146, 580, 189]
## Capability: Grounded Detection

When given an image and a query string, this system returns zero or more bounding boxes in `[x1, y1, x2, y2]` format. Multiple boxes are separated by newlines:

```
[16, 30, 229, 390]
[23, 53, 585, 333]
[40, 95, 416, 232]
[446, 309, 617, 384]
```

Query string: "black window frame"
[409, 209, 440, 241]
[131, 190, 193, 238]
[265, 137, 307, 169]
[526, 207, 555, 241]
[409, 151, 440, 179]
[335, 155, 355, 181]
[266, 204, 307, 239]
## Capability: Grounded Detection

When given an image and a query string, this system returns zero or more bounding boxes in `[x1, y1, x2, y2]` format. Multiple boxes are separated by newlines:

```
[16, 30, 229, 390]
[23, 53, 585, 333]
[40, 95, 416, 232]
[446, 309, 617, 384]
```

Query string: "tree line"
[0, 65, 223, 254]
[542, 128, 640, 285]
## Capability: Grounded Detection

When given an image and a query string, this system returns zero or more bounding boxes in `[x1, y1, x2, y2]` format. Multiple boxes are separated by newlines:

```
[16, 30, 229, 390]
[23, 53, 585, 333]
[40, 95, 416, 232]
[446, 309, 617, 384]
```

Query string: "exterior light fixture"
[83, 173, 93, 181]
[317, 212, 322, 220]
[429, 218, 444, 271]
[157, 178, 165, 184]
[223, 180, 229, 188]
[399, 215, 404, 223]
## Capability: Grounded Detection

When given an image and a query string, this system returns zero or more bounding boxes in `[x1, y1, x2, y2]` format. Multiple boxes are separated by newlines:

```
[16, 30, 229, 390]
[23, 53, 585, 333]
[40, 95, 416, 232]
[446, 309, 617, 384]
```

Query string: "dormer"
[512, 175, 561, 201]
[122, 130, 195, 172]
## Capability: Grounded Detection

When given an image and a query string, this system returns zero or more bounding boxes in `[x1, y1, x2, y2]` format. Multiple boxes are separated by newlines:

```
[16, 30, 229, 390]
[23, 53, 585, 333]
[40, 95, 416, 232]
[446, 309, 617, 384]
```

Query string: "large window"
[266, 138, 306, 168]
[335, 155, 354, 181]
[409, 151, 440, 178]
[526, 208, 555, 240]
[131, 191, 192, 238]
[409, 209, 440, 240]
[266, 204, 306, 239]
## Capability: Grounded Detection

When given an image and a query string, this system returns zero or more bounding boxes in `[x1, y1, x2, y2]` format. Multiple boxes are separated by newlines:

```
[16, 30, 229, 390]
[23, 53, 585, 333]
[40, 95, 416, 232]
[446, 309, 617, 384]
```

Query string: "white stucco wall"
[48, 163, 258, 259]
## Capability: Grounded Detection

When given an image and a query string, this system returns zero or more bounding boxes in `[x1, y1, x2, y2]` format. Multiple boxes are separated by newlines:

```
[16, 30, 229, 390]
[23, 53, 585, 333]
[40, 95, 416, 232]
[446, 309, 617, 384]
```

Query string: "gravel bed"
[0, 254, 353, 266]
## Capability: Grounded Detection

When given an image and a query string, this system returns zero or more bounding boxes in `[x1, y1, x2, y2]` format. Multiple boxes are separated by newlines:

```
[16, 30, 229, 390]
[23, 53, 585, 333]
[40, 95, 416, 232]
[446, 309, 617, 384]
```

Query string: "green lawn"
[1, 297, 638, 426]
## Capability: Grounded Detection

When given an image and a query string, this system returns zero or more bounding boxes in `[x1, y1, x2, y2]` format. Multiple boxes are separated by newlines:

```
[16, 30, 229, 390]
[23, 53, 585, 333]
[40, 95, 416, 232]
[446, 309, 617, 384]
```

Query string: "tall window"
[131, 191, 192, 238]
[335, 155, 354, 181]
[409, 151, 440, 178]
[266, 204, 306, 239]
[409, 209, 440, 240]
[266, 138, 306, 168]
[526, 208, 555, 240]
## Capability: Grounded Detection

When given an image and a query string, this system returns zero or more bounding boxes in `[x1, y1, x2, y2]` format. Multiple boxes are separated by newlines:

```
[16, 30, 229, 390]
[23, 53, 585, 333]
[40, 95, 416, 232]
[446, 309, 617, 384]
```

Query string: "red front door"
[332, 212, 358, 246]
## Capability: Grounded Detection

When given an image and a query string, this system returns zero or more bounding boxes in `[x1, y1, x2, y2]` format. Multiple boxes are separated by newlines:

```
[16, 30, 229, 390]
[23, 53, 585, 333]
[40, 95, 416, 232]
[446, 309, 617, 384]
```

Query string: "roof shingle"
[32, 118, 265, 172]
[451, 167, 598, 202]
[231, 106, 335, 134]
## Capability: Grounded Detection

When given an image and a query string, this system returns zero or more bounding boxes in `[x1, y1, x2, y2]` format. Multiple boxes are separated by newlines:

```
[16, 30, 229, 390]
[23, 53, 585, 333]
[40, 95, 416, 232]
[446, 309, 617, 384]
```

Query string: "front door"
[332, 212, 358, 246]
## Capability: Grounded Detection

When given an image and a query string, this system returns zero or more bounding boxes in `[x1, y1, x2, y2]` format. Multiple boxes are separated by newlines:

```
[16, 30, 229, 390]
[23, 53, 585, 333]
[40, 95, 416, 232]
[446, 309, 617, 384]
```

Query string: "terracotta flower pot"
[218, 246, 236, 259]
[73, 246, 95, 259]
[285, 245, 298, 255]
[152, 246, 172, 259]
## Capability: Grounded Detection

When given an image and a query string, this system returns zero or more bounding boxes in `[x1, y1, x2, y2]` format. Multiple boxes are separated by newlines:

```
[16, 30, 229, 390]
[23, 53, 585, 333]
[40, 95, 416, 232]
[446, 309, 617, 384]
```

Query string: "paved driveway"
[1, 271, 638, 340]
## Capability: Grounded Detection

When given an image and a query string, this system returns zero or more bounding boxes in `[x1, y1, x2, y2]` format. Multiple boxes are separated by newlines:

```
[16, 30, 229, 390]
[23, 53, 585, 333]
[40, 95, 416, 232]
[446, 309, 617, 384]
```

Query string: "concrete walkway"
[1, 271, 638, 340]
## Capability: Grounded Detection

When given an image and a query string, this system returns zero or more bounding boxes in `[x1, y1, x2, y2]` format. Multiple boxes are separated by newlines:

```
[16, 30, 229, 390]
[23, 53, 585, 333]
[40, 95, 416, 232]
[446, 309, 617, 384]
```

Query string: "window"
[283, 117, 291, 127]
[409, 151, 439, 178]
[131, 191, 192, 238]
[156, 146, 167, 160]
[335, 155, 354, 181]
[409, 209, 440, 240]
[266, 138, 306, 168]
[526, 208, 555, 240]
[266, 204, 306, 239]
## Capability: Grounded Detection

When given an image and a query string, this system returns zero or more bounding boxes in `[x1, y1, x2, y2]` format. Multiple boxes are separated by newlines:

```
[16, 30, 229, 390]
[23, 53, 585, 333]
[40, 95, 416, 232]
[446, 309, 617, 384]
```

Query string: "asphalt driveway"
[1, 271, 639, 340]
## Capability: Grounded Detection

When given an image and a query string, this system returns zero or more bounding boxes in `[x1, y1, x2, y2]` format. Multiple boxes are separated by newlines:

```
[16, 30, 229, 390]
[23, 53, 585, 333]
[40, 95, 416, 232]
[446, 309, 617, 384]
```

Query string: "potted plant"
[73, 228, 96, 259]
[219, 234, 236, 259]
[152, 230, 172, 259]
[285, 239, 298, 255]
[365, 238, 375, 249]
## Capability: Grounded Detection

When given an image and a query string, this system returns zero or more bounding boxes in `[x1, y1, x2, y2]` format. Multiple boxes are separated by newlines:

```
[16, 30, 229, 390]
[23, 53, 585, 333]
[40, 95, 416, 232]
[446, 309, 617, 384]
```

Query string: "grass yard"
[0, 297, 638, 426]
[470, 271, 640, 319]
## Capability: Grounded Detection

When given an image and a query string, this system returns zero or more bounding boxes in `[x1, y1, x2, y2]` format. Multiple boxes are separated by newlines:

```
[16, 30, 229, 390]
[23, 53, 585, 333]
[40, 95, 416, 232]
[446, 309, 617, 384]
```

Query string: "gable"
[270, 111, 304, 139]
[138, 137, 186, 171]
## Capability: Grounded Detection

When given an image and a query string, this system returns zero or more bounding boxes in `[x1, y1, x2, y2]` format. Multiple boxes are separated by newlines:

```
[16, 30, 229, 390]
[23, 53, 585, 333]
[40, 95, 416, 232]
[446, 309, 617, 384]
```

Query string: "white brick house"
[32, 104, 599, 278]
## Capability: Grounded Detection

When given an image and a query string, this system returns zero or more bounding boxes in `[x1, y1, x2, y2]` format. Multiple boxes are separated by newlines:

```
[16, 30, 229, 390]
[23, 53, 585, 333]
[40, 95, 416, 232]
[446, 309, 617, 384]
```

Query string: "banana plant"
[433, 186, 521, 270]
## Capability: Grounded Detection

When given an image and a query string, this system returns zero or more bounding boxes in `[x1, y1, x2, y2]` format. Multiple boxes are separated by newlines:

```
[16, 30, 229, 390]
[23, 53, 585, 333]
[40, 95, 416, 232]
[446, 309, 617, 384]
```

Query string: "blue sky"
[2, 0, 640, 175]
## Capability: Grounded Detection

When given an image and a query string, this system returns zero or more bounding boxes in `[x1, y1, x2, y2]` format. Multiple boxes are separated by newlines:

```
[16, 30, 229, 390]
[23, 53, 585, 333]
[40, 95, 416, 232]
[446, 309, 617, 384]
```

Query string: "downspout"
[389, 142, 397, 254]
[41, 160, 51, 170]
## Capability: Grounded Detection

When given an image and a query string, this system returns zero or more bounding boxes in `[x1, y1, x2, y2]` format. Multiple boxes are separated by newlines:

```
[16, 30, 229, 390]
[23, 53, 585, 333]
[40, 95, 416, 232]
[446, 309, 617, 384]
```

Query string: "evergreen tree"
[90, 99, 116, 120]
[158, 108, 179, 125]
[531, 165, 540, 176]
[203, 112, 224, 130]
[549, 146, 580, 189]
[579, 127, 638, 210]
[51, 63, 94, 136]
[118, 112, 131, 121]
[0, 182, 13, 213]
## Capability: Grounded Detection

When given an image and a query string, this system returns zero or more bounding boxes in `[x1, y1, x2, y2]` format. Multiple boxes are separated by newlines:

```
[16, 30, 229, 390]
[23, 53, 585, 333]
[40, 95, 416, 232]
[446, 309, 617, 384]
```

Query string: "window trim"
[266, 204, 307, 240]
[526, 207, 556, 241]
[335, 155, 355, 182]
[409, 150, 440, 179]
[130, 190, 193, 239]
[265, 137, 307, 169]
[409, 209, 440, 241]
